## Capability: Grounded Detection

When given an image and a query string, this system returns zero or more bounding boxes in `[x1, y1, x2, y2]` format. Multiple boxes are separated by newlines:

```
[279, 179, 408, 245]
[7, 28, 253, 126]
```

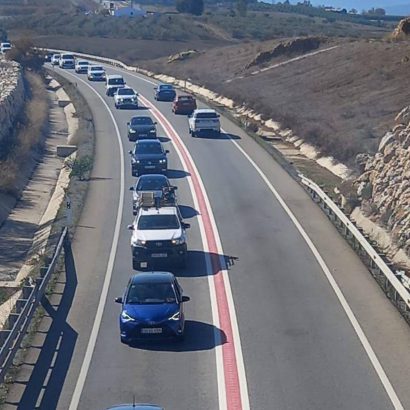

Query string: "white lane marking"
[138, 93, 250, 410]
[55, 69, 126, 410]
[225, 132, 404, 410]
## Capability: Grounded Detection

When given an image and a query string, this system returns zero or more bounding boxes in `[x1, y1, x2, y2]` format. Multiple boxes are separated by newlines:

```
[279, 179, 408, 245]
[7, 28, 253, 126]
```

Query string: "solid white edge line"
[225, 132, 404, 410]
[54, 69, 126, 410]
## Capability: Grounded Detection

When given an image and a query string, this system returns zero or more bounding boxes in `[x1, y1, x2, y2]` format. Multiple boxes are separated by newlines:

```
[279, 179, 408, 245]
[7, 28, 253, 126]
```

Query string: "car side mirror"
[171, 186, 177, 191]
[165, 150, 170, 154]
[127, 224, 134, 230]
[128, 150, 132, 154]
[129, 186, 134, 191]
[182, 222, 190, 229]
[154, 122, 157, 125]
[181, 296, 190, 303]
[115, 297, 123, 304]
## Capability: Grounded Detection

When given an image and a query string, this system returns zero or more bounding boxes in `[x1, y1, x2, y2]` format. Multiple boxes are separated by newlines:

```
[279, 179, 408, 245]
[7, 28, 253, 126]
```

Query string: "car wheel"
[120, 336, 129, 345]
[191, 131, 196, 138]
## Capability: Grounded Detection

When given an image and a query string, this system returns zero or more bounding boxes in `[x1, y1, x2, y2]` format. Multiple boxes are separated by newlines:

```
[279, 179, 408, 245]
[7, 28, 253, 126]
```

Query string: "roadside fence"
[0, 228, 69, 384]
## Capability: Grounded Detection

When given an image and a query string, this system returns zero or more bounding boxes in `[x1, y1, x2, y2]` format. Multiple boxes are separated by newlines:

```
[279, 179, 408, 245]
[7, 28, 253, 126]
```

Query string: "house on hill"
[102, 1, 146, 17]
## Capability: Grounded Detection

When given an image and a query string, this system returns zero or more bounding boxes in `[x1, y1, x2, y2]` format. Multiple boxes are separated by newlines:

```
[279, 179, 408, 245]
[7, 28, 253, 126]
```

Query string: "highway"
[6, 62, 410, 410]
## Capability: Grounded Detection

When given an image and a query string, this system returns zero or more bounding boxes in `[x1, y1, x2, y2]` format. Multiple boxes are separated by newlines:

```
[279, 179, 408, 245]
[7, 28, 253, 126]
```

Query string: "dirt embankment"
[142, 38, 410, 167]
[246, 37, 323, 69]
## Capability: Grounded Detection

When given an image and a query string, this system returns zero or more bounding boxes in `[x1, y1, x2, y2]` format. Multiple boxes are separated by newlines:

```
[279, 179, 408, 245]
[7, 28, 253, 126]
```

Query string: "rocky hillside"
[354, 106, 410, 264]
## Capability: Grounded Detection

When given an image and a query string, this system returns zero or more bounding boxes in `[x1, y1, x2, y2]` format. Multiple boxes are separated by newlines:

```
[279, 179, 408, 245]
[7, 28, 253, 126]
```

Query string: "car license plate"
[141, 328, 162, 334]
[145, 165, 155, 169]
[151, 253, 167, 258]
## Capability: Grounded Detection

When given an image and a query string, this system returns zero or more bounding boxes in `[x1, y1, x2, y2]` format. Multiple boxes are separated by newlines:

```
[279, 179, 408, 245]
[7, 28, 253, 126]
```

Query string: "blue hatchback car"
[115, 272, 190, 344]
[154, 84, 176, 102]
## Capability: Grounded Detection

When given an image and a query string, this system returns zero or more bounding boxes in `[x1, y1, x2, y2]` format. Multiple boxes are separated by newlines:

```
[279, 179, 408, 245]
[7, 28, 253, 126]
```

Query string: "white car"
[87, 65, 106, 81]
[188, 109, 221, 137]
[114, 87, 138, 109]
[106, 74, 125, 96]
[75, 60, 89, 74]
[51, 54, 60, 65]
[129, 203, 189, 270]
[59, 53, 75, 69]
[0, 42, 11, 54]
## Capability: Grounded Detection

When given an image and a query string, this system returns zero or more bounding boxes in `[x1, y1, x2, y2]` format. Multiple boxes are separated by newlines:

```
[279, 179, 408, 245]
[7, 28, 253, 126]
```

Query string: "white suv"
[114, 87, 138, 109]
[128, 202, 189, 270]
[188, 109, 221, 137]
[106, 74, 125, 96]
[87, 65, 106, 81]
[59, 53, 75, 69]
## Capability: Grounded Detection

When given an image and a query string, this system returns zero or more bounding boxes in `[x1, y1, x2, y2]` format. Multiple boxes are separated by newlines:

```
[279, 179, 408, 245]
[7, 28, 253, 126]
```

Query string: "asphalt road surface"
[5, 63, 410, 410]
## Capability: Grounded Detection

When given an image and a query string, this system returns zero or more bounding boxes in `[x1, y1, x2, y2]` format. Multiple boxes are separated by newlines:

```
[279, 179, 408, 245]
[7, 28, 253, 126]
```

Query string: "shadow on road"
[128, 320, 226, 352]
[8, 241, 78, 410]
[158, 136, 171, 143]
[167, 169, 190, 179]
[178, 205, 198, 219]
[193, 132, 241, 140]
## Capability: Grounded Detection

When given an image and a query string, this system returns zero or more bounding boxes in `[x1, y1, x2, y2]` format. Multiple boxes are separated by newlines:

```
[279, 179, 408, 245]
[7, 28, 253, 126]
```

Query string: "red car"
[172, 95, 197, 115]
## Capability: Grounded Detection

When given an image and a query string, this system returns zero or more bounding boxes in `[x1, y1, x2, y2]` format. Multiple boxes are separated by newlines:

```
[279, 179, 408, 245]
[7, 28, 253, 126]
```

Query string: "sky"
[270, 1, 410, 15]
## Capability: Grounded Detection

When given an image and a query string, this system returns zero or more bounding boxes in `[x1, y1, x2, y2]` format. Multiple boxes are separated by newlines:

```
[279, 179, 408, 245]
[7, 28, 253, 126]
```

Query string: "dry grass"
[0, 72, 48, 196]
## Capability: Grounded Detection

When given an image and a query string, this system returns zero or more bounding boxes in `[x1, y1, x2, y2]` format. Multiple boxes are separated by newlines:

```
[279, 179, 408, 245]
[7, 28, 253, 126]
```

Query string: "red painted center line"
[140, 95, 243, 410]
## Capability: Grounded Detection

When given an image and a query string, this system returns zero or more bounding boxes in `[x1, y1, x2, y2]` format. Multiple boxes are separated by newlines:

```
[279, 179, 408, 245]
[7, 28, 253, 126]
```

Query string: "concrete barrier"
[56, 144, 77, 157]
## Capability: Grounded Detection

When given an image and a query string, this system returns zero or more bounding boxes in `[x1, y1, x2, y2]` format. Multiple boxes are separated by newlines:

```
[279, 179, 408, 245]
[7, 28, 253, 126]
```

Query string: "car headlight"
[129, 129, 136, 133]
[132, 238, 146, 246]
[172, 236, 185, 245]
[149, 129, 156, 133]
[121, 310, 136, 322]
[159, 159, 166, 164]
[169, 311, 181, 321]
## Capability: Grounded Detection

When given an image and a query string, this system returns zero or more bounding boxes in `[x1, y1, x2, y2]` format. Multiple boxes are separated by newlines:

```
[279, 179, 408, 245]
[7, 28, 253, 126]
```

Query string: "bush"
[65, 155, 93, 181]
[5, 38, 44, 71]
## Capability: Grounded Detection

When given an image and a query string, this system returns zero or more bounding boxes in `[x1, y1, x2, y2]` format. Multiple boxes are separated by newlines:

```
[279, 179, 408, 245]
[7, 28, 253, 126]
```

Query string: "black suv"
[129, 140, 168, 177]
[127, 116, 157, 141]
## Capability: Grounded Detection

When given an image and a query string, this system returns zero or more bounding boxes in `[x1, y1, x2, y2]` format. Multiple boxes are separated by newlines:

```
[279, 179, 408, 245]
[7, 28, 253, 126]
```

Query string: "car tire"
[120, 336, 129, 345]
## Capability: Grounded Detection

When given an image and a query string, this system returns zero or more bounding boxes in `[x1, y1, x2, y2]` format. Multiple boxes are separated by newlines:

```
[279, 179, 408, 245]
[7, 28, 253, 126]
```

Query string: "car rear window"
[196, 112, 218, 119]
[108, 78, 125, 85]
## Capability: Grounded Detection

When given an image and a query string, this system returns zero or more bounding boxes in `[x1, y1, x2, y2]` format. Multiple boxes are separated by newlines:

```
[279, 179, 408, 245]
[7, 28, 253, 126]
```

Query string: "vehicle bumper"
[60, 63, 75, 69]
[132, 243, 187, 267]
[156, 94, 176, 101]
[117, 102, 139, 109]
[88, 75, 105, 81]
[132, 163, 167, 175]
[193, 128, 220, 136]
[120, 318, 184, 342]
[76, 68, 88, 73]
[128, 131, 156, 141]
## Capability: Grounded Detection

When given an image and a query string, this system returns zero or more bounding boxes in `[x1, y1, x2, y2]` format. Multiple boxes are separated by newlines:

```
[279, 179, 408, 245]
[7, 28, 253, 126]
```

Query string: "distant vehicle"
[129, 139, 168, 177]
[0, 42, 11, 54]
[87, 65, 106, 81]
[154, 84, 176, 102]
[114, 87, 138, 109]
[75, 60, 89, 74]
[127, 116, 157, 141]
[59, 53, 75, 69]
[188, 108, 221, 137]
[115, 272, 190, 343]
[106, 74, 126, 96]
[172, 95, 197, 115]
[43, 54, 52, 63]
[107, 405, 164, 410]
[130, 174, 177, 215]
[51, 54, 61, 65]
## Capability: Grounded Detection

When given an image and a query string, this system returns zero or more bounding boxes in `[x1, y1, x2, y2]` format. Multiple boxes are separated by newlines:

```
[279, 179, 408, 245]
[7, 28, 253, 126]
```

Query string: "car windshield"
[126, 282, 176, 304]
[62, 55, 74, 59]
[137, 215, 179, 230]
[137, 177, 168, 191]
[135, 142, 162, 154]
[196, 112, 218, 119]
[179, 96, 193, 101]
[118, 88, 135, 96]
[108, 78, 124, 85]
[78, 61, 88, 66]
[91, 66, 104, 71]
[159, 85, 173, 90]
[131, 117, 153, 126]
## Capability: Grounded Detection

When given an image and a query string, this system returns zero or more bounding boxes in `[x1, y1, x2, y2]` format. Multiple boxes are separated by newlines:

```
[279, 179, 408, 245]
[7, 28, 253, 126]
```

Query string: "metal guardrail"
[0, 227, 69, 384]
[300, 175, 410, 324]
[42, 48, 410, 324]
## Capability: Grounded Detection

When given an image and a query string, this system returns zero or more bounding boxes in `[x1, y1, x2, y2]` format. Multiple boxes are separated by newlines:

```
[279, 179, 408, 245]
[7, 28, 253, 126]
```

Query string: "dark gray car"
[127, 116, 157, 141]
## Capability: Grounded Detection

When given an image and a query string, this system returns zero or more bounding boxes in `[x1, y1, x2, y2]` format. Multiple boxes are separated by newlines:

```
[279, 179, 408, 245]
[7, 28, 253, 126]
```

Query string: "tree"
[5, 38, 44, 72]
[237, 0, 247, 16]
[176, 0, 204, 15]
[349, 8, 358, 14]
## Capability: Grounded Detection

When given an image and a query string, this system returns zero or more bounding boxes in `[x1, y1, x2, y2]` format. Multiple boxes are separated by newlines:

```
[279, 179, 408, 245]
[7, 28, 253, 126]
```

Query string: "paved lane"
[7, 63, 410, 410]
